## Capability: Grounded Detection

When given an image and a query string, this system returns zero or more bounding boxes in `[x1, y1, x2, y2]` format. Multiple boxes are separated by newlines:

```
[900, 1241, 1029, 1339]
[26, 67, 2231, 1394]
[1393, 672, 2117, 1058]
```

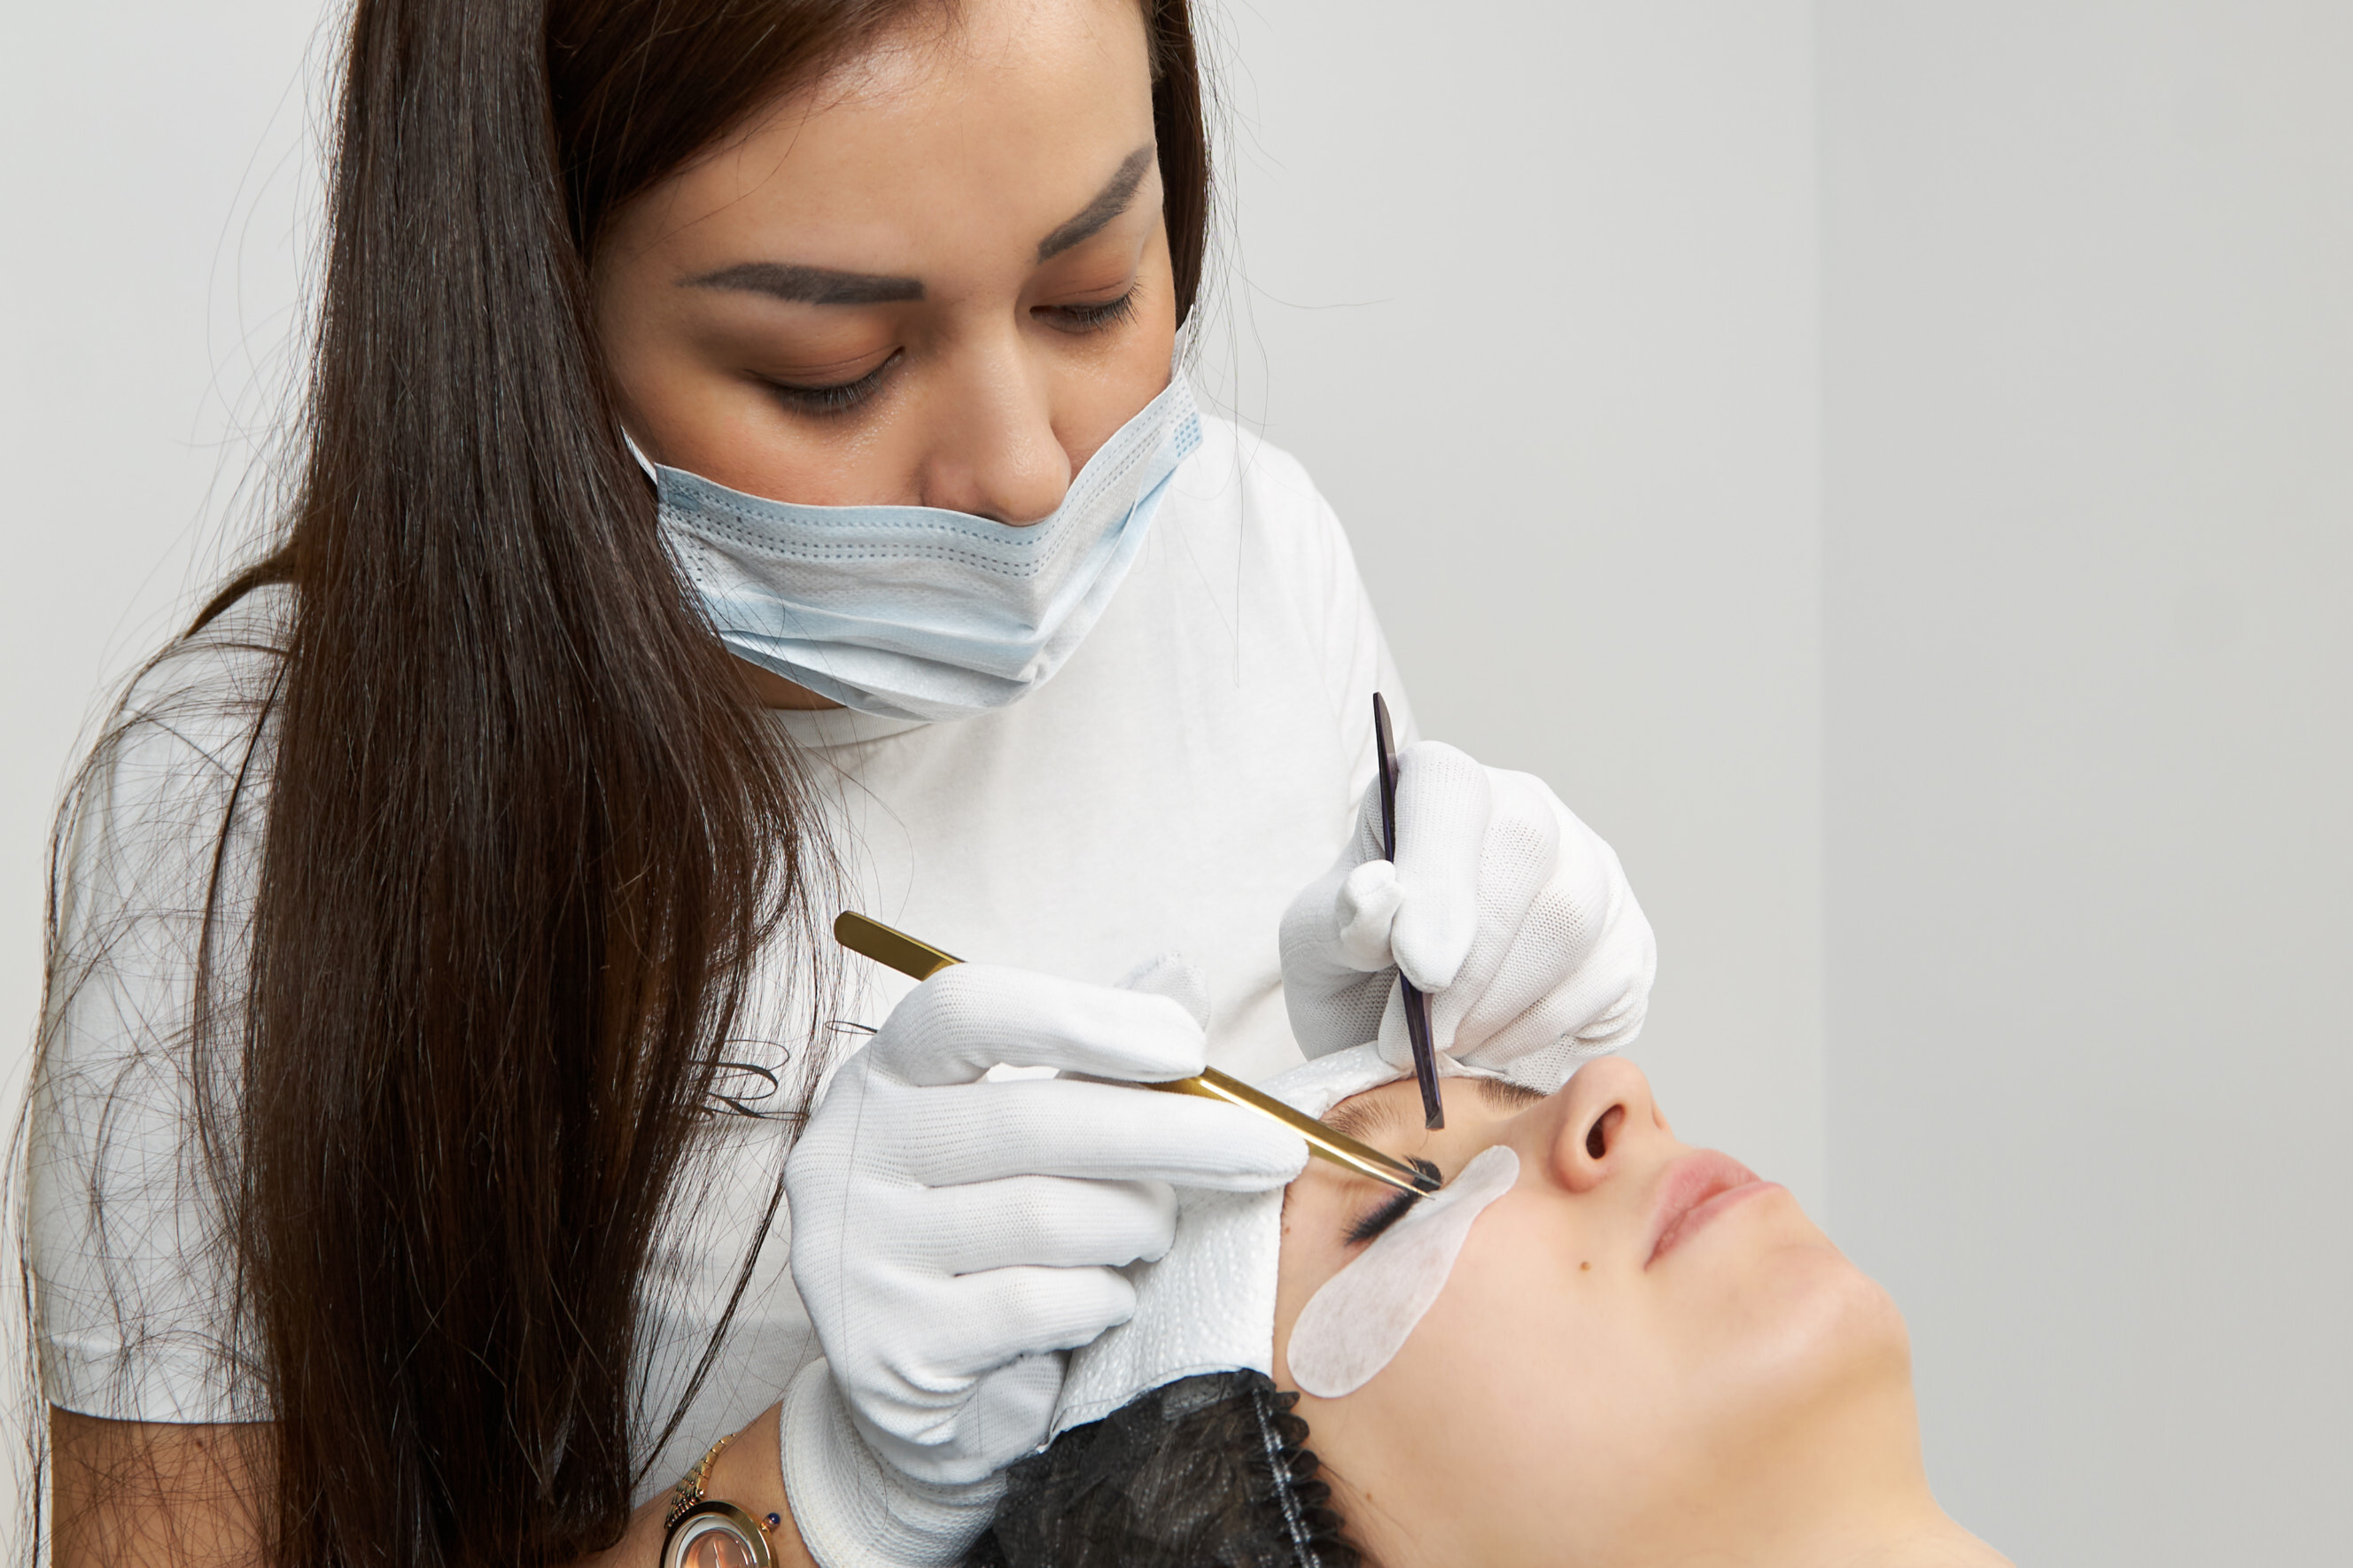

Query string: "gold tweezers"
[834, 912, 1440, 1196]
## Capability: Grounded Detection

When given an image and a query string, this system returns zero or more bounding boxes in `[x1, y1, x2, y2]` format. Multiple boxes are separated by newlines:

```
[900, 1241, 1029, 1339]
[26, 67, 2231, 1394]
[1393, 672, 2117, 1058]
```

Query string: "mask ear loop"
[1248, 1381, 1323, 1568]
[621, 428, 663, 486]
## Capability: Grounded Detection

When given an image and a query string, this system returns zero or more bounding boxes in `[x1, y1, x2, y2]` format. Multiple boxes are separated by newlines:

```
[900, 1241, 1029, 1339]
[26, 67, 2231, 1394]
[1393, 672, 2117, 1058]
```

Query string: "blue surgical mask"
[642, 363, 1202, 723]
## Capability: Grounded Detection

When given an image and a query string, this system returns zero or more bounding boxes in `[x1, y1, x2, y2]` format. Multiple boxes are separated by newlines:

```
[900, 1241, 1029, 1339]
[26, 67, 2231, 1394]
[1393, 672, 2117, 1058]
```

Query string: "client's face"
[1273, 1060, 1916, 1568]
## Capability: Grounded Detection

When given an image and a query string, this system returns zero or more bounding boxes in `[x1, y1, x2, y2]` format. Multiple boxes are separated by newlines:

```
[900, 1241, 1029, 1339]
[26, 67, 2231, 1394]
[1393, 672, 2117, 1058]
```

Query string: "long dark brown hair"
[25, 2, 1214, 1565]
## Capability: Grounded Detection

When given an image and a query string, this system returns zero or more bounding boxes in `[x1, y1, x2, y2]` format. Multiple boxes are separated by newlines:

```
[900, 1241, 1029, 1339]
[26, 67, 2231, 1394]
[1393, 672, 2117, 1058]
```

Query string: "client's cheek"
[1659, 1213, 1908, 1425]
[1293, 1203, 1651, 1564]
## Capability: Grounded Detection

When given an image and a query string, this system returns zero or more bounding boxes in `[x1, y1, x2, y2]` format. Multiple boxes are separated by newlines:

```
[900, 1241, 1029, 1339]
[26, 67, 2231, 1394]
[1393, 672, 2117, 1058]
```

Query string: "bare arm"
[51, 1410, 269, 1568]
[50, 1406, 818, 1568]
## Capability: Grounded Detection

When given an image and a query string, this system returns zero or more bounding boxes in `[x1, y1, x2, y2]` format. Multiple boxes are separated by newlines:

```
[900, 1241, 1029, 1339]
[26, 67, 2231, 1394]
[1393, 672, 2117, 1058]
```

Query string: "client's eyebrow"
[1473, 1077, 1549, 1113]
[1327, 1075, 1545, 1143]
[1036, 145, 1155, 261]
[680, 261, 924, 306]
[1322, 1091, 1405, 1146]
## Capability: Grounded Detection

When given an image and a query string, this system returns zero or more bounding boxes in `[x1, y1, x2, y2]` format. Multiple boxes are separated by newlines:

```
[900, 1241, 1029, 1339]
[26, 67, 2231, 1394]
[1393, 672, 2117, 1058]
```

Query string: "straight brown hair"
[30, 2, 1215, 1565]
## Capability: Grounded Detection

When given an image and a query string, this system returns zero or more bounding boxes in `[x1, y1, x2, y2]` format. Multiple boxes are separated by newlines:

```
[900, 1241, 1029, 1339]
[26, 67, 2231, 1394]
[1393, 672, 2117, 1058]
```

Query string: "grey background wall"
[1193, 0, 1829, 1220]
[0, 0, 323, 1114]
[1818, 3, 2352, 1558]
[2, 2, 2344, 1563]
[0, 4, 324, 1550]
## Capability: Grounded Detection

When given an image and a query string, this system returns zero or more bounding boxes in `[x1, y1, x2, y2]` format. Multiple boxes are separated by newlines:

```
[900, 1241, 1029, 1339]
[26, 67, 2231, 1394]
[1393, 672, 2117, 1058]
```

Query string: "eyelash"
[1344, 1158, 1442, 1246]
[762, 286, 1133, 415]
[765, 353, 897, 417]
[1042, 287, 1141, 333]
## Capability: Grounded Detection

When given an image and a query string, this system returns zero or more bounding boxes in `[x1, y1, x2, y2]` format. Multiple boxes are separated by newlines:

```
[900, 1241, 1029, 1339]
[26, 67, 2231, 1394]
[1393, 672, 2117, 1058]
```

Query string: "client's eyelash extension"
[1345, 1157, 1442, 1247]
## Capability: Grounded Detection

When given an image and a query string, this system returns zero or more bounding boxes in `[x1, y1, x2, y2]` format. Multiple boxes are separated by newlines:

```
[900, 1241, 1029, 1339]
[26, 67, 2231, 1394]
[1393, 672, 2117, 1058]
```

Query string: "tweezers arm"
[1141, 1069, 1440, 1195]
[835, 912, 959, 981]
[831, 912, 1437, 1196]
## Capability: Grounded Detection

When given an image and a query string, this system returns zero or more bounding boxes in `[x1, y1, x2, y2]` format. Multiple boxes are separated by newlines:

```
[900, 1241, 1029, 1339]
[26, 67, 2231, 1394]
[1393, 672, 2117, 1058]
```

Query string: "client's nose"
[1544, 1057, 1669, 1194]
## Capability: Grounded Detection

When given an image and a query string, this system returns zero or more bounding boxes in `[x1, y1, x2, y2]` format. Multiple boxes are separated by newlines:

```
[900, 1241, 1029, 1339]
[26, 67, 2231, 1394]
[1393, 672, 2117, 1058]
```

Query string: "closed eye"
[1344, 1158, 1441, 1246]
[761, 351, 899, 416]
[1036, 287, 1140, 334]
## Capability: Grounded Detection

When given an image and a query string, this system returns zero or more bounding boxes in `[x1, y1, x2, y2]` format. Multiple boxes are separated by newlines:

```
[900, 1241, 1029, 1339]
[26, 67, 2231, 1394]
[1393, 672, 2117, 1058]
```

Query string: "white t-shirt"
[25, 415, 1409, 1497]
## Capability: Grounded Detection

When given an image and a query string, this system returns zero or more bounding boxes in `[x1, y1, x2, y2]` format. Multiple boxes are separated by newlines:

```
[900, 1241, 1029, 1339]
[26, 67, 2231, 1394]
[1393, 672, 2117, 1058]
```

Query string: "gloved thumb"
[1332, 860, 1404, 971]
[1389, 741, 1492, 992]
[1115, 951, 1214, 1031]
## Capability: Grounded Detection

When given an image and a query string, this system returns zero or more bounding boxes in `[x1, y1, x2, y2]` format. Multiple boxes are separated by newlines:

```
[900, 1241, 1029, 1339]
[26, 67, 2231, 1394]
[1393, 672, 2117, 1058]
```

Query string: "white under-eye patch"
[1285, 1145, 1521, 1399]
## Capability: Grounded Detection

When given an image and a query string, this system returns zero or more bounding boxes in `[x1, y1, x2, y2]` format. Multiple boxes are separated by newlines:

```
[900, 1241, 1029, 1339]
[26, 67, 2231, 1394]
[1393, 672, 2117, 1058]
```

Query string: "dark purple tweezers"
[1373, 692, 1444, 1130]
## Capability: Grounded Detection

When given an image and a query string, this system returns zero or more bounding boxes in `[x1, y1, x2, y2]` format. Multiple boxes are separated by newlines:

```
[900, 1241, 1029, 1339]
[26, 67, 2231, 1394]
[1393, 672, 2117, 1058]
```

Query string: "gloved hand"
[780, 958, 1305, 1567]
[1279, 740, 1657, 1091]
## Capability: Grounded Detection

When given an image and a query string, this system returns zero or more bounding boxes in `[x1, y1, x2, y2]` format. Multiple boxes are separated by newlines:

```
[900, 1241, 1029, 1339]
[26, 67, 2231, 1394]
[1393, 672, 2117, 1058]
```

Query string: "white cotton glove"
[1280, 741, 1658, 1091]
[780, 956, 1306, 1567]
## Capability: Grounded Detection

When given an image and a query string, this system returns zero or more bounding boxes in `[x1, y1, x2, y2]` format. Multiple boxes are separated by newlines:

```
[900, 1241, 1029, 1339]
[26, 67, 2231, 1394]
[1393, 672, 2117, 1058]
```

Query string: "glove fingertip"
[1236, 1127, 1311, 1184]
[1116, 951, 1215, 1032]
[1391, 915, 1471, 992]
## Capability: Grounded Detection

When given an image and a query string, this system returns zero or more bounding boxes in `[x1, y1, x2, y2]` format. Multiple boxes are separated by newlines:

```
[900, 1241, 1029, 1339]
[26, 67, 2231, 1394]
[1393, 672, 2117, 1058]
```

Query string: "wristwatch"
[661, 1434, 780, 1568]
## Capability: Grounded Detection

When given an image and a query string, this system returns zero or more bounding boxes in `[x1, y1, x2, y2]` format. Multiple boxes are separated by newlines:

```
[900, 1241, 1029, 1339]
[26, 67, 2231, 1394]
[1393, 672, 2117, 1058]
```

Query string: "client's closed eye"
[1345, 1158, 1442, 1246]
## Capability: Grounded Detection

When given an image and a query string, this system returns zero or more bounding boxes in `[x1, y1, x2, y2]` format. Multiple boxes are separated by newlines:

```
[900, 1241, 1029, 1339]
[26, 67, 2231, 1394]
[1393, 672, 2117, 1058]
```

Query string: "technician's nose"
[918, 340, 1070, 524]
[1543, 1056, 1672, 1194]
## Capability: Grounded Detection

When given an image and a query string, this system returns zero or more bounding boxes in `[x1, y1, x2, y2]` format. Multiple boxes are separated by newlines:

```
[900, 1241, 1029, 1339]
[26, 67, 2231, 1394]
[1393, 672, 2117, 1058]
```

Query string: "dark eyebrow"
[680, 261, 923, 306]
[1036, 145, 1155, 262]
[1324, 1075, 1545, 1146]
[1322, 1091, 1404, 1146]
[1473, 1077, 1550, 1114]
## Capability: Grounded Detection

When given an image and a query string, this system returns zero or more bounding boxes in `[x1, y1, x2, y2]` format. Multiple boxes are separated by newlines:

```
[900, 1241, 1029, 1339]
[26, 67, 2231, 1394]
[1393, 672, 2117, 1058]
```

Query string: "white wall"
[0, 5, 326, 1549]
[1819, 3, 2353, 1558]
[0, 0, 327, 1079]
[1197, 0, 1829, 1213]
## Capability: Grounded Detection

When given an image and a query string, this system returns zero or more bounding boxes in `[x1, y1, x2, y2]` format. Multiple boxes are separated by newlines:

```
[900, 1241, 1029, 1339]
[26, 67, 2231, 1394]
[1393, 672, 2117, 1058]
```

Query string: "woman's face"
[594, 0, 1174, 524]
[1275, 1060, 1921, 1568]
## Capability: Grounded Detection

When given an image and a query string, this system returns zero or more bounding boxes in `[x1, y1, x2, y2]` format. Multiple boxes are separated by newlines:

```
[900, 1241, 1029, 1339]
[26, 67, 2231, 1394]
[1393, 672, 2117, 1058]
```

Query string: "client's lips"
[1644, 1150, 1777, 1267]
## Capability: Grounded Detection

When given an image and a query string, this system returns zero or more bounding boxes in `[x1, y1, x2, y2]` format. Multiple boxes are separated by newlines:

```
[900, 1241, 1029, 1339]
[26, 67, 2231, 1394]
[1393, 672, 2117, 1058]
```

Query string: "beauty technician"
[24, 3, 1655, 1566]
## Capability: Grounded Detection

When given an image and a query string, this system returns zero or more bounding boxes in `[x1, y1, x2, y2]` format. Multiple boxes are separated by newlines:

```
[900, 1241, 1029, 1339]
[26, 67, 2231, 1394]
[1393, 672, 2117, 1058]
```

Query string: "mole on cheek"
[1580, 1261, 1590, 1271]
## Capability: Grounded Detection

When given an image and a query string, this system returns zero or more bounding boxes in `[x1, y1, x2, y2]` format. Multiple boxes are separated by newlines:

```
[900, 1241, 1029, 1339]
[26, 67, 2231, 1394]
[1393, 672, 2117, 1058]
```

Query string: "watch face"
[664, 1503, 773, 1568]
[675, 1517, 757, 1568]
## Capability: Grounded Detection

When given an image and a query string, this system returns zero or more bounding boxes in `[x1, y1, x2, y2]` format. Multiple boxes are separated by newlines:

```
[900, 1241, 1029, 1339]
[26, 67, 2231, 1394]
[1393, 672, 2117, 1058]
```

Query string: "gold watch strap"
[662, 1434, 781, 1568]
[665, 1432, 734, 1532]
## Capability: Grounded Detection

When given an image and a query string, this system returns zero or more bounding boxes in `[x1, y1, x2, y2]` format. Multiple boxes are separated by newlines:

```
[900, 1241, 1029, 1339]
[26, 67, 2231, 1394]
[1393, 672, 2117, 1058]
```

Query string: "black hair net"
[966, 1370, 1362, 1568]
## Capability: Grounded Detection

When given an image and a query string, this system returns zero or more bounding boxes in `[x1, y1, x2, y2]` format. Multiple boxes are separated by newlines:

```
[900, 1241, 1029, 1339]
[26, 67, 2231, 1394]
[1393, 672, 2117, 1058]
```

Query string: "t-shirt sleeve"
[26, 597, 287, 1424]
[1231, 431, 1417, 806]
